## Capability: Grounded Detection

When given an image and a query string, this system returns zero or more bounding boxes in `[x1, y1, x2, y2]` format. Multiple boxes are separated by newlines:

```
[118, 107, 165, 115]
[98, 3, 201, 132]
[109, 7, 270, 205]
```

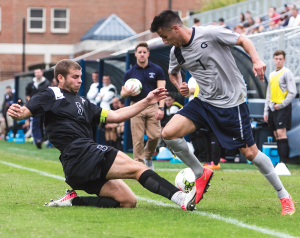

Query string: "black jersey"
[26, 87, 102, 152]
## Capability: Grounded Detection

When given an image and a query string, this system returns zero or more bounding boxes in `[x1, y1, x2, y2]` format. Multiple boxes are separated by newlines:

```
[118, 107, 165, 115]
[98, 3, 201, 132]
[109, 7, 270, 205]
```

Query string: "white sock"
[252, 150, 289, 199]
[164, 138, 204, 178]
[171, 191, 185, 206]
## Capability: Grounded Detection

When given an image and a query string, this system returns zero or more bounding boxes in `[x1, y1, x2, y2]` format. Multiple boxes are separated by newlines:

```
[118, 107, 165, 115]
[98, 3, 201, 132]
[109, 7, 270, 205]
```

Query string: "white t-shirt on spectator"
[87, 82, 99, 105]
[288, 14, 300, 27]
[95, 84, 117, 109]
[187, 77, 197, 101]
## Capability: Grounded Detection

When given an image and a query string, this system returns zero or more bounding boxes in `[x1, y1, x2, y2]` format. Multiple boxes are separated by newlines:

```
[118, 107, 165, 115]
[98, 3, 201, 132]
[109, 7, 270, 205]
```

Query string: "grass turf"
[0, 140, 299, 238]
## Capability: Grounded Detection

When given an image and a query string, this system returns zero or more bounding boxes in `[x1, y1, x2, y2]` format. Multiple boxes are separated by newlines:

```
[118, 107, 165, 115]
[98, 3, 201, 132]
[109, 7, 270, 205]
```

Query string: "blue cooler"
[262, 142, 280, 165]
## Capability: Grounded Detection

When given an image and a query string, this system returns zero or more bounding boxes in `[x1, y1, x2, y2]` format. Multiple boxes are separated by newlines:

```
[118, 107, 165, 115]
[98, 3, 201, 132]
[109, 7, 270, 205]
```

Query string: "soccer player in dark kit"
[7, 59, 196, 211]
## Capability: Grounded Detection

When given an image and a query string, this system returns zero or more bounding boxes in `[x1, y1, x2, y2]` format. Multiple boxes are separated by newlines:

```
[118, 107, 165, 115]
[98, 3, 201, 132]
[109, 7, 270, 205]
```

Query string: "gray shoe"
[144, 158, 154, 170]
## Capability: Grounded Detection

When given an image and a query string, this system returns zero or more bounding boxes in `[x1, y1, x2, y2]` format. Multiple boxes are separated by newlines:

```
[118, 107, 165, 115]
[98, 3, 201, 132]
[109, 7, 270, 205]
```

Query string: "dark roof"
[81, 14, 136, 41]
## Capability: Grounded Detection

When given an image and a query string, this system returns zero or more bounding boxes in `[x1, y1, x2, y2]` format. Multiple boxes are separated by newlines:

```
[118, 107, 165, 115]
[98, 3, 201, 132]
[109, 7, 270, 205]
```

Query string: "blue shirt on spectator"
[122, 61, 165, 102]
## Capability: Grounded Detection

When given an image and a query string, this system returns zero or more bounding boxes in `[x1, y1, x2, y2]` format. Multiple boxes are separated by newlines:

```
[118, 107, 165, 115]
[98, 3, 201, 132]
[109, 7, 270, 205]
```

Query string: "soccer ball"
[175, 168, 196, 193]
[124, 78, 142, 96]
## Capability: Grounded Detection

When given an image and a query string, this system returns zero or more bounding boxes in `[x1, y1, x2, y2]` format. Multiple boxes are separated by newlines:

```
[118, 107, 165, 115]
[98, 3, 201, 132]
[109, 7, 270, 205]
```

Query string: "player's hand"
[252, 58, 266, 82]
[274, 104, 280, 110]
[146, 88, 168, 105]
[155, 109, 164, 120]
[7, 104, 23, 120]
[179, 82, 189, 97]
[123, 85, 136, 97]
[263, 114, 268, 123]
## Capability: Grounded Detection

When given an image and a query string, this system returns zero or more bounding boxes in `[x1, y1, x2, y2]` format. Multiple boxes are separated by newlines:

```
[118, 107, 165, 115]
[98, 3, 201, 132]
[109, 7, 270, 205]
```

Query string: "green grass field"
[0, 140, 299, 238]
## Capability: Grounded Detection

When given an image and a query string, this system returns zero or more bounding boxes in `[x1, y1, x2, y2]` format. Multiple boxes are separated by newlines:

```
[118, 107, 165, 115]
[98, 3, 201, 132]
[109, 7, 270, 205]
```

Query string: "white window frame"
[51, 8, 69, 33]
[173, 10, 182, 19]
[27, 7, 46, 33]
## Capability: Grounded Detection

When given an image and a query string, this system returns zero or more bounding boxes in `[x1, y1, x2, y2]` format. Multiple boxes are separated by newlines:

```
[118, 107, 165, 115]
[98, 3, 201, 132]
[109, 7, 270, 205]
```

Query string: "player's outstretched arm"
[7, 104, 33, 121]
[106, 88, 167, 123]
[236, 35, 266, 82]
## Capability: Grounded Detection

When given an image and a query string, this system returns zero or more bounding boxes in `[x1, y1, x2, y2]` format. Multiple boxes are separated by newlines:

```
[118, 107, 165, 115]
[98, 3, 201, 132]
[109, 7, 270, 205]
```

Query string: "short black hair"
[93, 71, 99, 74]
[193, 18, 200, 24]
[6, 85, 11, 89]
[218, 18, 224, 22]
[150, 10, 183, 33]
[167, 92, 175, 99]
[119, 98, 125, 105]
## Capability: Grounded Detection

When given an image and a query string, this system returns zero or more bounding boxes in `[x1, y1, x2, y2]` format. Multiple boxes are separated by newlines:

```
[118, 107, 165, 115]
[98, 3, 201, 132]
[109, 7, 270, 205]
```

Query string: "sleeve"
[168, 47, 181, 74]
[88, 99, 103, 125]
[278, 70, 297, 109]
[209, 26, 240, 47]
[87, 84, 99, 101]
[122, 70, 131, 86]
[264, 80, 271, 116]
[25, 83, 31, 97]
[102, 90, 115, 103]
[169, 105, 180, 115]
[26, 88, 54, 117]
[156, 67, 165, 81]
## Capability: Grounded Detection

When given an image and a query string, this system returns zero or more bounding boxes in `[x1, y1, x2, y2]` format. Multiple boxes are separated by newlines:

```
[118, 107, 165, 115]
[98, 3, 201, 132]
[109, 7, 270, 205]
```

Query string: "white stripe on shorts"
[237, 105, 244, 140]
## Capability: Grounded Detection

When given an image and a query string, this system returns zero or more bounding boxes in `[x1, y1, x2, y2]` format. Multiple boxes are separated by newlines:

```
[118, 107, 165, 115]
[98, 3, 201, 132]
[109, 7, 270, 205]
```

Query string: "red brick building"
[0, 0, 202, 80]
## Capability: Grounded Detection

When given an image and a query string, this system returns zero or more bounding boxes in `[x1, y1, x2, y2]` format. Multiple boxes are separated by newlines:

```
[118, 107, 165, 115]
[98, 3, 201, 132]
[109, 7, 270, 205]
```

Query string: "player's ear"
[57, 74, 65, 84]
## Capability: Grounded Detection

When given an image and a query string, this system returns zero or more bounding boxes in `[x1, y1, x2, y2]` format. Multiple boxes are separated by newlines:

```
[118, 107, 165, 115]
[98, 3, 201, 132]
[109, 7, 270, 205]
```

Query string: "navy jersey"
[26, 87, 102, 152]
[123, 61, 165, 102]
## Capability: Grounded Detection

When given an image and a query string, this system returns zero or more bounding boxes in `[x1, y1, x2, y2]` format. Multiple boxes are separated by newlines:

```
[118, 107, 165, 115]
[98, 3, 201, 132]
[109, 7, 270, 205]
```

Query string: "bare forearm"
[237, 36, 260, 62]
[108, 99, 149, 123]
[169, 72, 182, 91]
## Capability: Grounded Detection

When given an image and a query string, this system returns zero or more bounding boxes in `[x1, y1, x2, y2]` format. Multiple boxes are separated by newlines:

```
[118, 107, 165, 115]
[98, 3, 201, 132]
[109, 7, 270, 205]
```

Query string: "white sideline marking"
[0, 160, 298, 238]
[155, 169, 254, 172]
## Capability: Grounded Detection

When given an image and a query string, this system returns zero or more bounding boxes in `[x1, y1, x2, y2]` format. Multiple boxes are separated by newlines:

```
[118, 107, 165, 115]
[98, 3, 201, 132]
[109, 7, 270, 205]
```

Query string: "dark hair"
[135, 42, 150, 52]
[119, 98, 125, 105]
[54, 59, 82, 83]
[167, 92, 175, 99]
[270, 6, 276, 11]
[6, 85, 11, 89]
[273, 50, 286, 58]
[240, 13, 245, 22]
[218, 18, 224, 22]
[150, 10, 183, 33]
[93, 71, 99, 74]
[193, 18, 200, 24]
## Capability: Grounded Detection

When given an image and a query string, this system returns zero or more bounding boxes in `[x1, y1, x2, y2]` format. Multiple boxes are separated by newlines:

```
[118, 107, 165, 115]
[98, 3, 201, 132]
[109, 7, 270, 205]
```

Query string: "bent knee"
[162, 127, 176, 140]
[242, 150, 256, 161]
[120, 196, 137, 208]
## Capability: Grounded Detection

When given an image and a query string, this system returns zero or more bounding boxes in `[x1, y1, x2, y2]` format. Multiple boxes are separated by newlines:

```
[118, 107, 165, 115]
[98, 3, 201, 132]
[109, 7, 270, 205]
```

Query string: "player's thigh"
[276, 128, 287, 139]
[162, 114, 196, 140]
[106, 151, 149, 180]
[239, 143, 259, 161]
[99, 179, 137, 208]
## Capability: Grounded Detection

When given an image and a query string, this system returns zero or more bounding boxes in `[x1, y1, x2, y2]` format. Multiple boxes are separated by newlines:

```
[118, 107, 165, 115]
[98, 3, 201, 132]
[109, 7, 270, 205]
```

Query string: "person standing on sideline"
[193, 18, 200, 27]
[86, 71, 99, 105]
[2, 86, 14, 138]
[26, 69, 50, 149]
[95, 75, 117, 109]
[150, 10, 295, 215]
[264, 50, 297, 164]
[121, 42, 166, 170]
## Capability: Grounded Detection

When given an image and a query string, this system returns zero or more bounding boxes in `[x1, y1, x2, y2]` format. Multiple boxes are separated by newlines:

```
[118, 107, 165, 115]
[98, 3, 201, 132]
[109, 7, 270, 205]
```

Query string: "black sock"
[72, 196, 120, 208]
[138, 170, 179, 200]
[209, 132, 220, 165]
[277, 139, 289, 163]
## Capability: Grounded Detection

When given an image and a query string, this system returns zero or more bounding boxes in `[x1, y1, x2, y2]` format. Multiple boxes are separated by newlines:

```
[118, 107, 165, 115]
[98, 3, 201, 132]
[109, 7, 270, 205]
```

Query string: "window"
[51, 8, 69, 33]
[173, 10, 182, 18]
[27, 7, 46, 32]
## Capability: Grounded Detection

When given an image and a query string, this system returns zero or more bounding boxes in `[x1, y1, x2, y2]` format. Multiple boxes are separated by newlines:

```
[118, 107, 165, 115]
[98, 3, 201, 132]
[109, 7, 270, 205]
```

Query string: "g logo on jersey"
[97, 145, 108, 151]
[201, 42, 208, 49]
[75, 102, 84, 115]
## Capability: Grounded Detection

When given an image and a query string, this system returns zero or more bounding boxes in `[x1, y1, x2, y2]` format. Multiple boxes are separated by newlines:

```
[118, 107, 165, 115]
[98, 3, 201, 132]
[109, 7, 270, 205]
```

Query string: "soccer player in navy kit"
[7, 59, 196, 211]
[150, 10, 295, 215]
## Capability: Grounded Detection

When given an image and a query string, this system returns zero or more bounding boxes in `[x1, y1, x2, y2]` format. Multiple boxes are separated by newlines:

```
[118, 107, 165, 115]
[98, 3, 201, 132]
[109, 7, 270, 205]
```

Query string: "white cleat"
[181, 187, 197, 211]
[44, 189, 77, 207]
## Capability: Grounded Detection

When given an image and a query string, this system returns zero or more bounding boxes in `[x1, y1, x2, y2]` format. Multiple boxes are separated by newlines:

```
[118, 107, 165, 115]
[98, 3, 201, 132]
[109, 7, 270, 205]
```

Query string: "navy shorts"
[60, 138, 118, 195]
[177, 98, 255, 149]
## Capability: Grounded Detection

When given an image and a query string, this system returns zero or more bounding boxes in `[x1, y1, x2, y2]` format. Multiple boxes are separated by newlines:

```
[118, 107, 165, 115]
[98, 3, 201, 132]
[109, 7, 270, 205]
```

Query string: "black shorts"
[268, 104, 292, 131]
[59, 138, 118, 195]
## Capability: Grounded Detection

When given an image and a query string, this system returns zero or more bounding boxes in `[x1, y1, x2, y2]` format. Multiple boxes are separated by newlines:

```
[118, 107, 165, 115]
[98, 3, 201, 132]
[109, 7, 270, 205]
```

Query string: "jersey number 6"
[196, 58, 206, 70]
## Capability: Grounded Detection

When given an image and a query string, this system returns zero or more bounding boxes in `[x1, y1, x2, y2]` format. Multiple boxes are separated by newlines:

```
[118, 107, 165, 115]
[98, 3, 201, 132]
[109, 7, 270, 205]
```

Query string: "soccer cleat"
[44, 189, 77, 207]
[280, 195, 295, 215]
[206, 163, 221, 170]
[195, 168, 213, 204]
[181, 186, 196, 211]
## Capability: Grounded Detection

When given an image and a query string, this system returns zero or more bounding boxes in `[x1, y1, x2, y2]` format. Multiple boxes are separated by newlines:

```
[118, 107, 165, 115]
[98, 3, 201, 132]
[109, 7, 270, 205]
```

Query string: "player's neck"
[181, 27, 193, 46]
[276, 65, 284, 71]
[137, 59, 148, 68]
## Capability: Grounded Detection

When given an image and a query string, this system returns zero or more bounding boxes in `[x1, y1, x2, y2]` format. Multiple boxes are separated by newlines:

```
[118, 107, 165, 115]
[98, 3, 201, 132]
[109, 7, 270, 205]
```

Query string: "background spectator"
[268, 6, 281, 28]
[280, 11, 290, 27]
[288, 7, 300, 27]
[95, 75, 117, 109]
[253, 17, 264, 34]
[244, 11, 254, 27]
[212, 21, 218, 25]
[240, 13, 245, 25]
[193, 18, 200, 27]
[25, 69, 50, 149]
[104, 97, 120, 147]
[86, 71, 99, 105]
[235, 24, 246, 35]
[1, 86, 14, 138]
[51, 78, 58, 87]
[218, 18, 229, 29]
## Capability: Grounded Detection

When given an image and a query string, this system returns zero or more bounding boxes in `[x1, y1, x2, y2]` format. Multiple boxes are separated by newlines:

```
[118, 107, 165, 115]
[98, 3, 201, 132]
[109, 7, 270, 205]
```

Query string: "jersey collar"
[182, 27, 195, 47]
